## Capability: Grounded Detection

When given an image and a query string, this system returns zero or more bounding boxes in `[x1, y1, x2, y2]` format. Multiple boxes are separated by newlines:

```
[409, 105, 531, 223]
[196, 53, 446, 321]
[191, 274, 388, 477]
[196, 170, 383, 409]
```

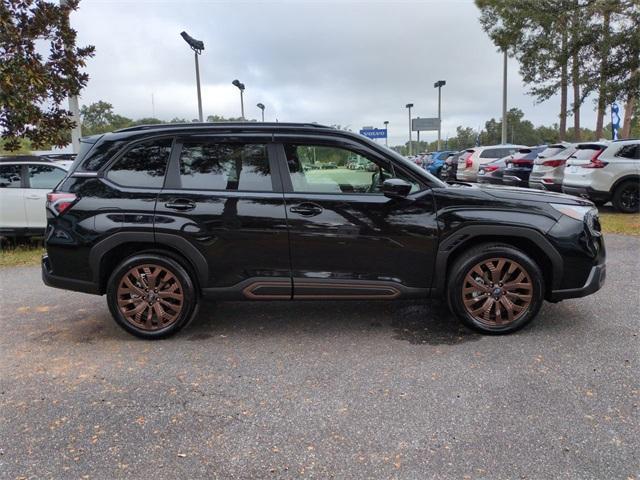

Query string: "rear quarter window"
[105, 138, 172, 188]
[615, 144, 639, 159]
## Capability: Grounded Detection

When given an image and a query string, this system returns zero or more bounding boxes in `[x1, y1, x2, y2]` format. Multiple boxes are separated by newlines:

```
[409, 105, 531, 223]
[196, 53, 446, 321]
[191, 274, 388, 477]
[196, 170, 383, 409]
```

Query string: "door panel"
[0, 164, 27, 230]
[154, 137, 291, 294]
[274, 140, 438, 296]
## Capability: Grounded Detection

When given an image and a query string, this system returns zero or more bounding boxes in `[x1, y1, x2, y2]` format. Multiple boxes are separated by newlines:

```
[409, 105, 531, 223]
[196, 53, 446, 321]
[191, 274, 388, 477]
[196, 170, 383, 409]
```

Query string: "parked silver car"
[529, 143, 576, 192]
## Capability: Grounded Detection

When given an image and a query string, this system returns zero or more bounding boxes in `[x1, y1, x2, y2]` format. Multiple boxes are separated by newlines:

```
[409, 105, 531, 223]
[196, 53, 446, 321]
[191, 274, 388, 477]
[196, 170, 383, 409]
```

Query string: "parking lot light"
[256, 103, 265, 122]
[405, 104, 413, 156]
[180, 31, 205, 122]
[434, 80, 446, 150]
[383, 120, 389, 147]
[232, 79, 246, 120]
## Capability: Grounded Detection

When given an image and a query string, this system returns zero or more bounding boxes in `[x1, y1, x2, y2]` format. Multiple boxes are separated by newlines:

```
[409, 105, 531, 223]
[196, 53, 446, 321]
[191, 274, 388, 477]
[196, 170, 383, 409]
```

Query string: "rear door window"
[106, 138, 172, 188]
[615, 144, 639, 159]
[27, 165, 66, 189]
[178, 142, 272, 191]
[0, 165, 23, 188]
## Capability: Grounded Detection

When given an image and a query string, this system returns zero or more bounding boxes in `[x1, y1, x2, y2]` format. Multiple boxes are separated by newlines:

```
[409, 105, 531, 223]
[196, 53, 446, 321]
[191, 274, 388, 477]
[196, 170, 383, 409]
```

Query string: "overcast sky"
[70, 0, 599, 146]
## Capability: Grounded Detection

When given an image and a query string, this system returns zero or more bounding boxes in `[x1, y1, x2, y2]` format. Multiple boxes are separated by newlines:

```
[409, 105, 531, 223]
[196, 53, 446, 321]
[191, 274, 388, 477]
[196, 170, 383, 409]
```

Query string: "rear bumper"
[562, 185, 610, 203]
[549, 262, 606, 301]
[42, 255, 101, 295]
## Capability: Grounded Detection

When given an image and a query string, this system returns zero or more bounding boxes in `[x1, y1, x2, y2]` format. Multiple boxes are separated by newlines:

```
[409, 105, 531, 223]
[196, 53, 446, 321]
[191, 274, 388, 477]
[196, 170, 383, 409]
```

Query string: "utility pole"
[501, 49, 508, 144]
[61, 0, 82, 152]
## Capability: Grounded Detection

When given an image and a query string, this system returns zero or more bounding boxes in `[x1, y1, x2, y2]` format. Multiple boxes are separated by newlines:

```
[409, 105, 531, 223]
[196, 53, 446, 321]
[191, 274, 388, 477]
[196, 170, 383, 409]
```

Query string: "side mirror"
[382, 178, 412, 199]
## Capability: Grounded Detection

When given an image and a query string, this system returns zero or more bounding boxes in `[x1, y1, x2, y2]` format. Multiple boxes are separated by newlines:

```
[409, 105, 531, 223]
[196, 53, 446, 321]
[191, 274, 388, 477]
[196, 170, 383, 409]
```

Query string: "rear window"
[537, 146, 566, 159]
[106, 138, 172, 188]
[480, 148, 514, 159]
[571, 147, 603, 160]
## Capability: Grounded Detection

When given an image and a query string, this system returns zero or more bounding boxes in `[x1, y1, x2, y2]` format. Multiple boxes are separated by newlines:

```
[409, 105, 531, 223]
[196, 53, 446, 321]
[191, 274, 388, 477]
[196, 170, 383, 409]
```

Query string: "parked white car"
[0, 156, 69, 238]
[456, 144, 525, 182]
[529, 142, 576, 192]
[562, 140, 639, 213]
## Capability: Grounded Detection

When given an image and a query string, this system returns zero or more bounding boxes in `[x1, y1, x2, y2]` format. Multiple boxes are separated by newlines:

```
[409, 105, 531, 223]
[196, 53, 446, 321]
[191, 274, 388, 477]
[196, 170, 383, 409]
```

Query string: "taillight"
[464, 153, 473, 169]
[47, 193, 77, 215]
[583, 150, 608, 168]
[542, 159, 566, 167]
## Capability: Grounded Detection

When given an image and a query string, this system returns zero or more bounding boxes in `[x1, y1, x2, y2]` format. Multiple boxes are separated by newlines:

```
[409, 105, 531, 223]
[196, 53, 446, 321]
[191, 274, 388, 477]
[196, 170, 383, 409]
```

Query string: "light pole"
[180, 31, 205, 122]
[406, 103, 413, 156]
[501, 49, 507, 144]
[434, 80, 446, 150]
[61, 0, 81, 151]
[256, 103, 265, 122]
[232, 79, 246, 120]
[383, 120, 389, 147]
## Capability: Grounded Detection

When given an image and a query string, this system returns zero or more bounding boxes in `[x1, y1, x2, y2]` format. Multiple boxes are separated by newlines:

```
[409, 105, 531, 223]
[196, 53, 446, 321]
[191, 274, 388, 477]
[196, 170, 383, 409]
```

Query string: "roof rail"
[114, 122, 333, 133]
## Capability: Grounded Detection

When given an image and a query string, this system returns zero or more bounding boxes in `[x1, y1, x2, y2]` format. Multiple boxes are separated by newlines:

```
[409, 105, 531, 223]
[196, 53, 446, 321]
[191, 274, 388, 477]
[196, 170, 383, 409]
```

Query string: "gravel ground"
[0, 234, 638, 479]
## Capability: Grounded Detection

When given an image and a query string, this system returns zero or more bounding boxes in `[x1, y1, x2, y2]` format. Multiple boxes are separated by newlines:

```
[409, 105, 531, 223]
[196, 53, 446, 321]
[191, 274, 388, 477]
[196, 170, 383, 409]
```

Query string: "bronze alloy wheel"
[116, 264, 184, 331]
[462, 257, 533, 327]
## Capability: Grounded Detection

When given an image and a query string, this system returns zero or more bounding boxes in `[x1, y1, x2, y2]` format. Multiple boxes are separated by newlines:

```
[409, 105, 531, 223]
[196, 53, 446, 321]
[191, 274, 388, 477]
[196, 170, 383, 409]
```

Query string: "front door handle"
[164, 199, 196, 211]
[289, 203, 323, 216]
[25, 194, 42, 200]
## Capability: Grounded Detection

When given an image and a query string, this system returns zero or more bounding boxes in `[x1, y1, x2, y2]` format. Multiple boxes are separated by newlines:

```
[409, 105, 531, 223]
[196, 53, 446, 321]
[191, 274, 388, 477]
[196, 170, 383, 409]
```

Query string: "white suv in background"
[563, 140, 640, 213]
[457, 144, 525, 182]
[0, 156, 69, 239]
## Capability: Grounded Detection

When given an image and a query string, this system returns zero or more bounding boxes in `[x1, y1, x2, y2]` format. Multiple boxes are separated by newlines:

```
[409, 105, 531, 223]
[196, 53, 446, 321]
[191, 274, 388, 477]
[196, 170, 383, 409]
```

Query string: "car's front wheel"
[447, 244, 544, 334]
[106, 254, 199, 339]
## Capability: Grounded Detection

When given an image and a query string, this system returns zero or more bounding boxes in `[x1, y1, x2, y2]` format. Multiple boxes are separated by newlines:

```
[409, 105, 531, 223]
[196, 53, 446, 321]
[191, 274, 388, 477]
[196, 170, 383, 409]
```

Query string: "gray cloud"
[72, 0, 599, 146]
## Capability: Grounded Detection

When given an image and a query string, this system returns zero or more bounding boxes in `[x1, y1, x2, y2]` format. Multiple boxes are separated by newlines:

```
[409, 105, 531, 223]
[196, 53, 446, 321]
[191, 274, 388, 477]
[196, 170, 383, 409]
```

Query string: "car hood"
[476, 184, 593, 206]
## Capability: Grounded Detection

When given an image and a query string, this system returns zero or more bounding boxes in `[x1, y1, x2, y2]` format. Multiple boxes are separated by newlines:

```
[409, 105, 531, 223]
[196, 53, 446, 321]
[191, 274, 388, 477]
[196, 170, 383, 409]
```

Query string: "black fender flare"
[433, 225, 563, 294]
[89, 232, 208, 287]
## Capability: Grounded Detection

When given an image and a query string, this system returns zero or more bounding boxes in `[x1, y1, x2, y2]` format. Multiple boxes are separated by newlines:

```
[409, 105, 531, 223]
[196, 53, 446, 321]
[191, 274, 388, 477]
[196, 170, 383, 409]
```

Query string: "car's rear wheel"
[447, 244, 544, 334]
[106, 254, 198, 339]
[612, 180, 640, 213]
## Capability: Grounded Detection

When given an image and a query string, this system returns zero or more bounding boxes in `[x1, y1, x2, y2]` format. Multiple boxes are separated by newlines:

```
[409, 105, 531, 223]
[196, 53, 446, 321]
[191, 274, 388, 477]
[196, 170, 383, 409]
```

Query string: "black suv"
[42, 123, 606, 339]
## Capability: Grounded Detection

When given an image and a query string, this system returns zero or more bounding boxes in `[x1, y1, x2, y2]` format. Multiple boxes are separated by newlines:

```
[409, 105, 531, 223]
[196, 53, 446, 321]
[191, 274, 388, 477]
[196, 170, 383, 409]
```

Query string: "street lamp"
[405, 103, 413, 156]
[434, 80, 446, 150]
[180, 31, 204, 122]
[383, 120, 389, 147]
[232, 79, 246, 120]
[256, 103, 265, 122]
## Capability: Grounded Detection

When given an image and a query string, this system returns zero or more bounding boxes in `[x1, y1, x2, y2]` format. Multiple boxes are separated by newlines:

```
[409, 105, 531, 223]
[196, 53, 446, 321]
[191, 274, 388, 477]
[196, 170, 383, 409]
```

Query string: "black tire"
[106, 254, 199, 339]
[612, 180, 640, 213]
[446, 243, 544, 334]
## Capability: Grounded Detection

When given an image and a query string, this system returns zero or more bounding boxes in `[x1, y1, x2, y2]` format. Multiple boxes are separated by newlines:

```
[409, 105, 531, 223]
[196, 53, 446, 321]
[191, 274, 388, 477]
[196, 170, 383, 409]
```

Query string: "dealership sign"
[412, 117, 440, 131]
[360, 128, 387, 139]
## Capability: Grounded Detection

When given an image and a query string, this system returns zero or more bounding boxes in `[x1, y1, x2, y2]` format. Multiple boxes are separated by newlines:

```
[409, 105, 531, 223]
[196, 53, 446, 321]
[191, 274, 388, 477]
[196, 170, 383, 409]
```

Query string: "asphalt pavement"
[1, 234, 639, 479]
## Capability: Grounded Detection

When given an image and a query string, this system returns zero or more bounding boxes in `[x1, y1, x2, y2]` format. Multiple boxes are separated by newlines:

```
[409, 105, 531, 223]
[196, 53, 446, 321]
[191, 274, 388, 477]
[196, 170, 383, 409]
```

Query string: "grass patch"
[598, 209, 640, 236]
[0, 245, 44, 268]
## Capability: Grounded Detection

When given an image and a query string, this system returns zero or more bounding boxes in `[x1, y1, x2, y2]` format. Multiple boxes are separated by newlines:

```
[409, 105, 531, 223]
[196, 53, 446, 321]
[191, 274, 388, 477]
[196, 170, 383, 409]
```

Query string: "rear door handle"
[289, 203, 323, 216]
[26, 194, 42, 200]
[164, 199, 196, 211]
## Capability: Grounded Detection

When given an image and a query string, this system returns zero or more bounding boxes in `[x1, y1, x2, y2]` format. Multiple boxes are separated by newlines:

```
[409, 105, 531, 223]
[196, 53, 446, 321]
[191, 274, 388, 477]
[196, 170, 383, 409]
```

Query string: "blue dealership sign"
[360, 128, 387, 139]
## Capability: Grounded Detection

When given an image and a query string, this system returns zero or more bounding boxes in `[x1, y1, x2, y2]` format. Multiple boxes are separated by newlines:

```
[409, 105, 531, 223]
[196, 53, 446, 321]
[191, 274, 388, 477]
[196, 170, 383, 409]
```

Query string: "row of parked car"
[412, 140, 640, 213]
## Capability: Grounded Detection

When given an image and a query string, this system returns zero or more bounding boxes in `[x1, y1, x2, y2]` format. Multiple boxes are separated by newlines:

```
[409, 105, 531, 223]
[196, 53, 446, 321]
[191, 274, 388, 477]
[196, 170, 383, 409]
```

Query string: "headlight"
[550, 204, 595, 221]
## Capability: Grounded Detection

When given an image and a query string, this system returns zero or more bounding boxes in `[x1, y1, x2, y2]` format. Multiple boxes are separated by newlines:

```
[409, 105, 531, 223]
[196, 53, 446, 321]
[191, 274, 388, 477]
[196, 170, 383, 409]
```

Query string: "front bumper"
[42, 254, 101, 295]
[549, 262, 606, 301]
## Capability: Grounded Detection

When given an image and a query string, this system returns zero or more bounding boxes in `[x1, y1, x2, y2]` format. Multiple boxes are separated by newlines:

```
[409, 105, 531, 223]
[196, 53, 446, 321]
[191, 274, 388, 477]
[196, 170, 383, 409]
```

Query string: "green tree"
[0, 0, 94, 150]
[80, 101, 132, 135]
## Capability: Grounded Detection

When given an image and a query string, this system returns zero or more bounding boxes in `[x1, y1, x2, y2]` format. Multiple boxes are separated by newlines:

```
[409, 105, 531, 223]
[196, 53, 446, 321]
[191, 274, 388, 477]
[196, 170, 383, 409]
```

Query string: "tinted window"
[179, 143, 271, 191]
[572, 147, 603, 160]
[27, 165, 66, 189]
[284, 144, 420, 194]
[106, 138, 172, 188]
[537, 146, 566, 159]
[0, 165, 22, 188]
[615, 144, 639, 159]
[480, 148, 515, 159]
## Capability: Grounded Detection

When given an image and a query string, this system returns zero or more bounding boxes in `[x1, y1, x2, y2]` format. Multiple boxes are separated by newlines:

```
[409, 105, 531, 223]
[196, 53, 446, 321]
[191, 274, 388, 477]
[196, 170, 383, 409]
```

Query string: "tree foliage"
[0, 0, 95, 150]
